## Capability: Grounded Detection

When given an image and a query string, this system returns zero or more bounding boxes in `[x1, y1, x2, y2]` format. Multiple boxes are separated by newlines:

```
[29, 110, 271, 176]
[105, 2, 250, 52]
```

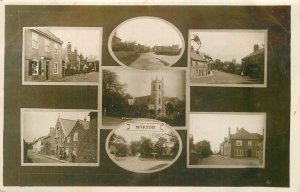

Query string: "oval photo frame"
[108, 16, 185, 70]
[105, 119, 182, 173]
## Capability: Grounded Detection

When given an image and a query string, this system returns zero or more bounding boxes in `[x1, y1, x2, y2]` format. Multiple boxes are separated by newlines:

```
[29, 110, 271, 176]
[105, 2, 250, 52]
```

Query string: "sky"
[22, 110, 91, 142]
[108, 69, 186, 100]
[190, 31, 265, 63]
[189, 113, 265, 152]
[116, 17, 183, 48]
[50, 28, 100, 59]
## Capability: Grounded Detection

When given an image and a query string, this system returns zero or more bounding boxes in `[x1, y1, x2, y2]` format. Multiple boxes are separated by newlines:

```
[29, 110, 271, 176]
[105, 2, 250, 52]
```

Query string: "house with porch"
[24, 28, 63, 82]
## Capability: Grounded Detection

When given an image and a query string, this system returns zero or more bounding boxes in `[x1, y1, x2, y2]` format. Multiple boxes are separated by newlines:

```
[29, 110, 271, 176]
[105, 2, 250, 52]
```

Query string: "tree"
[194, 140, 213, 158]
[154, 137, 168, 155]
[169, 135, 179, 156]
[102, 70, 132, 116]
[130, 140, 142, 156]
[140, 136, 153, 157]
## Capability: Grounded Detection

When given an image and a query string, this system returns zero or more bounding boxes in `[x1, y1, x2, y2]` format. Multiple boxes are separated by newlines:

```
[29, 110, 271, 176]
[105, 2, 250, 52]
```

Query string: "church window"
[159, 98, 161, 104]
[159, 85, 161, 90]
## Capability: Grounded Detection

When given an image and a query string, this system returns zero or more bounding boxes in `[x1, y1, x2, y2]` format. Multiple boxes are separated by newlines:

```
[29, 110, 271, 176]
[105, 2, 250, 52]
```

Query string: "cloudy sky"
[107, 69, 186, 100]
[116, 17, 183, 48]
[50, 28, 100, 59]
[22, 110, 92, 142]
[190, 30, 266, 63]
[189, 113, 265, 152]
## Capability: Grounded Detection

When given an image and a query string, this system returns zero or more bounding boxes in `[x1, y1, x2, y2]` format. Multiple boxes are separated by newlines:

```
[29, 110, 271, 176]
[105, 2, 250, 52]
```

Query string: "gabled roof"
[59, 118, 77, 137]
[242, 48, 264, 60]
[230, 128, 263, 140]
[32, 29, 63, 44]
[77, 120, 90, 131]
[190, 51, 206, 62]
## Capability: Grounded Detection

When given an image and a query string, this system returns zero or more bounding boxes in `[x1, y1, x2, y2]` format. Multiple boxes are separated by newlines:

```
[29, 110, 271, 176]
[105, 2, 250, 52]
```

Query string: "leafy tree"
[169, 135, 179, 156]
[102, 70, 132, 116]
[130, 140, 142, 155]
[140, 136, 153, 156]
[194, 140, 213, 158]
[154, 137, 168, 155]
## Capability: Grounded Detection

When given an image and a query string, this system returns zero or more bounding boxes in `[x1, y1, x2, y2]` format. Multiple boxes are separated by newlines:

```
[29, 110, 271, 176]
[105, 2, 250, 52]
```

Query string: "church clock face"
[105, 119, 182, 173]
[108, 16, 185, 70]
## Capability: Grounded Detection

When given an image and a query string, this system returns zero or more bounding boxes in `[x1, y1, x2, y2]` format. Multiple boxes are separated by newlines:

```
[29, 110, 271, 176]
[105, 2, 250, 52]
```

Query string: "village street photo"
[102, 69, 186, 127]
[106, 119, 182, 173]
[23, 27, 101, 84]
[109, 17, 184, 69]
[189, 113, 265, 168]
[21, 109, 99, 165]
[189, 30, 267, 86]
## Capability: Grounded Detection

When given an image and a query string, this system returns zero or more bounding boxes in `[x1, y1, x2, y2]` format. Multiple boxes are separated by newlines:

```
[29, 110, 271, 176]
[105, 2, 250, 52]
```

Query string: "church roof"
[133, 95, 152, 106]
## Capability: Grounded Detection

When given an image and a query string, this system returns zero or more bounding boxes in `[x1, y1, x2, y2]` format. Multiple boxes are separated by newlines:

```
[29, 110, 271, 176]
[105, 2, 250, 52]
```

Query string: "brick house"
[24, 28, 63, 82]
[220, 128, 263, 159]
[52, 117, 77, 156]
[241, 44, 265, 78]
[64, 112, 98, 163]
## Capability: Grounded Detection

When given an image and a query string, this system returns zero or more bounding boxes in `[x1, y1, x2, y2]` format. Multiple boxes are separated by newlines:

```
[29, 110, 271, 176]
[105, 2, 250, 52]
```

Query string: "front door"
[45, 61, 50, 80]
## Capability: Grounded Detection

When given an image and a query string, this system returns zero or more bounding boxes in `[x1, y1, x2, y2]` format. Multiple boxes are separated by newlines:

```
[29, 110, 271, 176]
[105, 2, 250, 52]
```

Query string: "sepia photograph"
[188, 113, 266, 168]
[189, 30, 267, 87]
[102, 69, 186, 127]
[108, 16, 185, 70]
[106, 119, 182, 173]
[22, 27, 102, 85]
[21, 109, 99, 166]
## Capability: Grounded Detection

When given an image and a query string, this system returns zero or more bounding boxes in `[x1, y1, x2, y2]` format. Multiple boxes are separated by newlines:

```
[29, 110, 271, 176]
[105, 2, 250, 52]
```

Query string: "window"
[53, 62, 58, 74]
[32, 32, 39, 49]
[29, 60, 40, 75]
[236, 140, 242, 146]
[248, 140, 252, 146]
[256, 150, 260, 156]
[45, 39, 50, 52]
[54, 43, 58, 54]
[235, 149, 243, 156]
[74, 132, 78, 142]
[67, 137, 70, 143]
[159, 85, 161, 90]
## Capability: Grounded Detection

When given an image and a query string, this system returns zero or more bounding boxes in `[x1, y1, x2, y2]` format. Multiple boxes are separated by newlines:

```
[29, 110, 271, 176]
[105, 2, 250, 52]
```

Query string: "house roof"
[190, 51, 206, 62]
[33, 29, 63, 44]
[242, 48, 264, 60]
[59, 118, 77, 137]
[77, 120, 90, 131]
[32, 136, 48, 144]
[230, 128, 263, 140]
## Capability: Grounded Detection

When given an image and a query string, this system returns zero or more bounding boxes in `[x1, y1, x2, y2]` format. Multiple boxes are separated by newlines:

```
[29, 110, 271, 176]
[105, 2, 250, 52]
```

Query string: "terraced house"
[24, 28, 63, 82]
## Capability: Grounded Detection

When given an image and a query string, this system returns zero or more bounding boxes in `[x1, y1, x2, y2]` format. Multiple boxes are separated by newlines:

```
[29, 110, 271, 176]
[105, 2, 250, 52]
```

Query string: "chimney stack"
[228, 127, 231, 139]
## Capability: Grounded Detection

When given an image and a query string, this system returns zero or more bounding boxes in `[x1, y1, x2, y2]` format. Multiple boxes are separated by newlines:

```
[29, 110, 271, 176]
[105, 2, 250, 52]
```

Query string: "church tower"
[151, 76, 165, 116]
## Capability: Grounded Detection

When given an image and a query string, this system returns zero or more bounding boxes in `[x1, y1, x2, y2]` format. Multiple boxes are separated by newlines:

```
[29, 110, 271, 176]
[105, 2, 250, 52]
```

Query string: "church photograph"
[102, 69, 186, 127]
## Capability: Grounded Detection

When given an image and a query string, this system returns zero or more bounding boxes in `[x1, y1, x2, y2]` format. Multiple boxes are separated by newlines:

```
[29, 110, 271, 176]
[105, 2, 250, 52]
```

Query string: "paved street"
[114, 156, 172, 172]
[52, 72, 99, 82]
[129, 53, 169, 69]
[145, 52, 179, 66]
[191, 70, 261, 84]
[197, 154, 261, 166]
[27, 151, 65, 163]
